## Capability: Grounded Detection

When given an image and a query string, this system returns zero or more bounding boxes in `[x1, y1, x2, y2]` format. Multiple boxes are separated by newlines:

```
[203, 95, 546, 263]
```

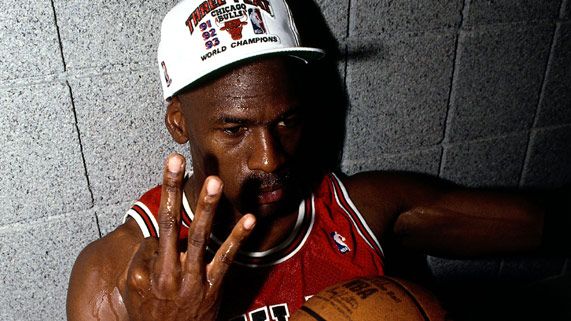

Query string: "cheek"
[284, 129, 302, 153]
[204, 143, 249, 199]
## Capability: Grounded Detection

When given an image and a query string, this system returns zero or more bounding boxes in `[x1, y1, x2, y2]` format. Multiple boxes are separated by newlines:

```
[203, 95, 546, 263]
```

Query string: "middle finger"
[184, 176, 223, 274]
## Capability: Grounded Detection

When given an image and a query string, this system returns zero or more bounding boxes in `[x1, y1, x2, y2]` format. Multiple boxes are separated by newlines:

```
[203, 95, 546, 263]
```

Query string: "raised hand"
[124, 153, 256, 321]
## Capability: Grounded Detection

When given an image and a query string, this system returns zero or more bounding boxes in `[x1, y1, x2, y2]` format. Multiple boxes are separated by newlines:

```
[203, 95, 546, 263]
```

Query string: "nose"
[247, 128, 286, 173]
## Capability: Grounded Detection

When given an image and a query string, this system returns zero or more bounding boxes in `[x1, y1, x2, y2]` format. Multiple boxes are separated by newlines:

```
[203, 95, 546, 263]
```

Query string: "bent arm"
[67, 221, 140, 321]
[343, 171, 561, 258]
[393, 189, 544, 257]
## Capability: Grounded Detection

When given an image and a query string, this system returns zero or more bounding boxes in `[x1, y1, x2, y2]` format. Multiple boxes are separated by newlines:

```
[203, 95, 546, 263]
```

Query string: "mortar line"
[65, 81, 101, 237]
[560, 0, 568, 19]
[561, 259, 569, 275]
[339, 0, 352, 168]
[438, 0, 469, 177]
[49, 0, 67, 71]
[518, 23, 559, 187]
[343, 0, 353, 92]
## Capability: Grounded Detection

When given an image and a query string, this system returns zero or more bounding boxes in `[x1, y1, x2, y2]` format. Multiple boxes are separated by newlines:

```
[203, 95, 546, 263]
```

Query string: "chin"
[253, 202, 284, 220]
[239, 196, 296, 222]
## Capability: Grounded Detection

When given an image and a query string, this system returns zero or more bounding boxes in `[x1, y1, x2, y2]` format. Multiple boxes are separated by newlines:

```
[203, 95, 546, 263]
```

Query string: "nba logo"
[331, 231, 350, 254]
[248, 8, 267, 34]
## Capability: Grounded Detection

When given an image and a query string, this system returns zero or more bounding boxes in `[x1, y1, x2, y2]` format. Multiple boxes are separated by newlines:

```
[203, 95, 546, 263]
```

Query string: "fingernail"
[206, 178, 221, 196]
[243, 216, 255, 230]
[168, 154, 183, 173]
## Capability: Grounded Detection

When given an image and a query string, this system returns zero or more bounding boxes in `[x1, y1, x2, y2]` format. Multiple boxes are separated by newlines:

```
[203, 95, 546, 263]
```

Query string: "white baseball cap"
[157, 0, 325, 100]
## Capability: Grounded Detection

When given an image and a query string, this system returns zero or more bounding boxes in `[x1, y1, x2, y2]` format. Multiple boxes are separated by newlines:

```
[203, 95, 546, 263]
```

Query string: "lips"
[257, 186, 284, 204]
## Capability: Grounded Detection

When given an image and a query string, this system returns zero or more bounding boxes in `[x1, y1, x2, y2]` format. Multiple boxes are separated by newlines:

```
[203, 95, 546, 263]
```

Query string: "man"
[66, 0, 563, 320]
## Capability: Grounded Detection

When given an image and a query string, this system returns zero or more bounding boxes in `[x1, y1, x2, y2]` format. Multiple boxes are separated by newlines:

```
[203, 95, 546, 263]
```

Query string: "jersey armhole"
[123, 201, 160, 238]
[329, 173, 385, 258]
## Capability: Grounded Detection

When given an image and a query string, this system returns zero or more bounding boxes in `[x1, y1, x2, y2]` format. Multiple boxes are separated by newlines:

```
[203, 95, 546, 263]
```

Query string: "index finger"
[156, 153, 185, 273]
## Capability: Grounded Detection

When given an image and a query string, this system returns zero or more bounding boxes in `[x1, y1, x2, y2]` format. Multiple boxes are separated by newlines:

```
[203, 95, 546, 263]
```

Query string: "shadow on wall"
[288, 0, 348, 174]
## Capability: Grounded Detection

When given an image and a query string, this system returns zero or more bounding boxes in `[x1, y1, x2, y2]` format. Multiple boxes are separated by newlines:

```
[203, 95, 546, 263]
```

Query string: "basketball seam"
[299, 306, 327, 321]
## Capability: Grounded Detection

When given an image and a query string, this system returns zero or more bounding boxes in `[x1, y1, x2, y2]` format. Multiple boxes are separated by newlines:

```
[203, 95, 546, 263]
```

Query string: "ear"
[165, 96, 189, 144]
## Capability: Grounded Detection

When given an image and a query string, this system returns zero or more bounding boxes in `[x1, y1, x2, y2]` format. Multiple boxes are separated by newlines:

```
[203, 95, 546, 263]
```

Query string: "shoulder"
[67, 219, 143, 321]
[336, 171, 453, 238]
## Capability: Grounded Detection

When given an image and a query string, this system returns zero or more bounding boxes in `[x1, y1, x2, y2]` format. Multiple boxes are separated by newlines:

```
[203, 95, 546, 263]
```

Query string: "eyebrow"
[219, 116, 247, 124]
[215, 105, 301, 125]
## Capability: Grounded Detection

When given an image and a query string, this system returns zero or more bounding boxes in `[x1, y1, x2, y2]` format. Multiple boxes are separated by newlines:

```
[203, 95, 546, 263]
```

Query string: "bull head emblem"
[217, 11, 248, 40]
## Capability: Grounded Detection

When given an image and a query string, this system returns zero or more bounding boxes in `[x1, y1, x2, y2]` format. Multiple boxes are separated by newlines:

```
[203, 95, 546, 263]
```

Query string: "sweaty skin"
[67, 57, 545, 321]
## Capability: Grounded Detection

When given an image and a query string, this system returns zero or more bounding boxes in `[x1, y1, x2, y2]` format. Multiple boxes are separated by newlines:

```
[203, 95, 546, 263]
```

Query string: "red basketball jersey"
[124, 173, 384, 320]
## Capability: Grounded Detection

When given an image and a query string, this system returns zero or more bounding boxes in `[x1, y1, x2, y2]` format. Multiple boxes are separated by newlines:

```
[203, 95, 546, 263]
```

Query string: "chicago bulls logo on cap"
[217, 15, 248, 40]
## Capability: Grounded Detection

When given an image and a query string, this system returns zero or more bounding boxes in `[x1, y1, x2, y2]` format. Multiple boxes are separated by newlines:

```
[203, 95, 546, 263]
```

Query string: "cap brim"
[169, 47, 325, 99]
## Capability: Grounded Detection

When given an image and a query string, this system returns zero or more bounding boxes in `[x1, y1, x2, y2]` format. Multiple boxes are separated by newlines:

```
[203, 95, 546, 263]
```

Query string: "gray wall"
[1, 0, 569, 320]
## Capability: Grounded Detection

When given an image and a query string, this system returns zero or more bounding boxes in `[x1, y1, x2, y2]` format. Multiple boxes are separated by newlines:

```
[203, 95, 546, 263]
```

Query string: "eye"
[277, 114, 301, 129]
[222, 126, 246, 136]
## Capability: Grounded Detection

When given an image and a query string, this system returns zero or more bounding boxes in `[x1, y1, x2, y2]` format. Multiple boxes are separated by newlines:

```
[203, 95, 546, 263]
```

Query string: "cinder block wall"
[1, 0, 569, 320]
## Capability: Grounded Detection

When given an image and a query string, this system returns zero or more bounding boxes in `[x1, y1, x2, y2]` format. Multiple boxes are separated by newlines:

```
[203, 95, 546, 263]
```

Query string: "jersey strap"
[123, 185, 194, 239]
[328, 173, 385, 258]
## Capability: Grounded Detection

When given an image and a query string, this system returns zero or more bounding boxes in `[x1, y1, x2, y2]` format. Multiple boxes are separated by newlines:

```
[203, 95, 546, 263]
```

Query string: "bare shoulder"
[67, 219, 143, 321]
[338, 171, 452, 238]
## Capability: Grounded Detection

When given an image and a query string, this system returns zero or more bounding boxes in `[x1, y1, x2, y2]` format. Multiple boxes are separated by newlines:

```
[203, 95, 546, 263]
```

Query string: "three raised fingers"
[153, 154, 257, 297]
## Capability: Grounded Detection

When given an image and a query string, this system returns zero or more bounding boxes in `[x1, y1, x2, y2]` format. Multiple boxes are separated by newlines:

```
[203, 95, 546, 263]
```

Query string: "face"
[174, 57, 308, 220]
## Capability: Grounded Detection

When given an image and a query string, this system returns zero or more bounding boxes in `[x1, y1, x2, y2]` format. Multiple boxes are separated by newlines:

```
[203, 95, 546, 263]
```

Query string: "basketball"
[291, 276, 451, 321]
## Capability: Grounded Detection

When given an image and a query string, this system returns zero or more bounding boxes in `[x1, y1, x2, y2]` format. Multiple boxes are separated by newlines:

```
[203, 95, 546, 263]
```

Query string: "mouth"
[257, 185, 284, 204]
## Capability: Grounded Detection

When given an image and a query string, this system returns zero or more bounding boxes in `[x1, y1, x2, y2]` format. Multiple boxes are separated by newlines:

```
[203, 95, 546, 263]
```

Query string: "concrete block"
[522, 125, 571, 188]
[345, 30, 455, 156]
[70, 69, 186, 207]
[499, 257, 566, 283]
[441, 133, 528, 187]
[447, 24, 553, 142]
[427, 256, 501, 282]
[0, 211, 99, 321]
[341, 147, 442, 176]
[53, 0, 178, 70]
[349, 0, 462, 35]
[0, 83, 91, 226]
[306, 0, 349, 43]
[536, 22, 571, 127]
[464, 0, 561, 26]
[96, 201, 136, 236]
[0, 1, 63, 81]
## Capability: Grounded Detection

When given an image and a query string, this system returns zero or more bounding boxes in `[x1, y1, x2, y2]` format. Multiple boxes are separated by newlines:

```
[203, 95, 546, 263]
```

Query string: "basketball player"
[66, 0, 569, 320]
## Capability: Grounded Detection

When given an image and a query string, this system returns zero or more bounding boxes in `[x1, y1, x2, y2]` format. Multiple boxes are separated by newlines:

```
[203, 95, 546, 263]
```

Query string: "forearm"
[393, 190, 546, 257]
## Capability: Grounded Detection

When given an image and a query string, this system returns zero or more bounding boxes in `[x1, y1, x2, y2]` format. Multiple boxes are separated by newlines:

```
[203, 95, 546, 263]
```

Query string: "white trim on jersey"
[230, 198, 315, 267]
[182, 190, 314, 267]
[208, 198, 315, 268]
[123, 201, 161, 238]
[259, 196, 315, 267]
[238, 199, 307, 258]
[182, 190, 193, 228]
[330, 173, 385, 257]
[123, 209, 151, 238]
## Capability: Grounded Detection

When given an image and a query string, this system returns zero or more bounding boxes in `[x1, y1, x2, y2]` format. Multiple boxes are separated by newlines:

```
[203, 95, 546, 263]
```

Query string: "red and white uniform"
[124, 173, 384, 321]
